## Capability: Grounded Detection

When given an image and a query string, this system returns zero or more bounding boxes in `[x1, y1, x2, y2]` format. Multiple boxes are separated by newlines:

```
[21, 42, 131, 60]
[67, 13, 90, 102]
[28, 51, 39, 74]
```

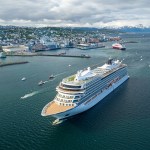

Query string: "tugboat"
[112, 43, 126, 50]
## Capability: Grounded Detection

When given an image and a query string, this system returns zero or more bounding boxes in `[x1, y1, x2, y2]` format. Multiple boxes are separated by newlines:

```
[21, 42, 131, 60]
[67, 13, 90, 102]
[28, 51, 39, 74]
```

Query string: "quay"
[6, 53, 91, 58]
[0, 61, 29, 67]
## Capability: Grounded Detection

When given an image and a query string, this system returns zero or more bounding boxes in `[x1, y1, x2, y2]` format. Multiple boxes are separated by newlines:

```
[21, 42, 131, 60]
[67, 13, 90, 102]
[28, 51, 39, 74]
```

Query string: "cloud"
[0, 0, 150, 27]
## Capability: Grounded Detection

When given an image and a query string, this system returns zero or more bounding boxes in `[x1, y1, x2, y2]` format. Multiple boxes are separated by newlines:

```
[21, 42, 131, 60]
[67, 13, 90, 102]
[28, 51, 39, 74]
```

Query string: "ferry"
[41, 59, 129, 122]
[112, 43, 126, 50]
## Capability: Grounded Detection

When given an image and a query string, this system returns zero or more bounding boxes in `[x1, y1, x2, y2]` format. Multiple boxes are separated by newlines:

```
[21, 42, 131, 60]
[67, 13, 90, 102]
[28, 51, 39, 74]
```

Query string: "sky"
[0, 0, 150, 27]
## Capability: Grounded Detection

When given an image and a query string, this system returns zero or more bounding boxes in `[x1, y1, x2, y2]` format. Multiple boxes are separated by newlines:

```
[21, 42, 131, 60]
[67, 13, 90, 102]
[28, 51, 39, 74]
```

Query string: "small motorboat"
[38, 81, 45, 86]
[21, 77, 26, 81]
[49, 75, 55, 79]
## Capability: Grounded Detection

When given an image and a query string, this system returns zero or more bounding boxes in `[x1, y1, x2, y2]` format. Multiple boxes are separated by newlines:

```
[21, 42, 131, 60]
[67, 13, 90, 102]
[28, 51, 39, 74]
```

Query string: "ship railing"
[41, 101, 54, 116]
[59, 84, 84, 90]
[56, 86, 85, 94]
[55, 97, 80, 103]
[54, 100, 76, 107]
[102, 65, 125, 77]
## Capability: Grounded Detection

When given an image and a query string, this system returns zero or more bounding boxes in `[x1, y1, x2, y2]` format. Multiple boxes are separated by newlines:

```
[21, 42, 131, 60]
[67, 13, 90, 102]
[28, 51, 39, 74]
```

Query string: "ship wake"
[52, 118, 67, 125]
[21, 91, 39, 99]
[54, 71, 68, 77]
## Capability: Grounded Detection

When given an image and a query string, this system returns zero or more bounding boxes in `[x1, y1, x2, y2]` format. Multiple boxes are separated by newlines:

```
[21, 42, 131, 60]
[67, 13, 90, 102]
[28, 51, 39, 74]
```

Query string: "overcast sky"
[0, 0, 150, 27]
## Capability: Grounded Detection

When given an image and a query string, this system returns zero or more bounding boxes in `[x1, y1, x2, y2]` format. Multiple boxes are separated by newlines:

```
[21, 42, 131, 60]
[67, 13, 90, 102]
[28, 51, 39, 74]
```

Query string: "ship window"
[61, 83, 81, 89]
[75, 96, 80, 99]
[73, 100, 78, 103]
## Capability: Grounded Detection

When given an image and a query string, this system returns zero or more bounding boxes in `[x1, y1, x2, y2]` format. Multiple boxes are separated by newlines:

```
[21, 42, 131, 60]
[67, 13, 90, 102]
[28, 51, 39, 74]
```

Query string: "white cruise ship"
[41, 59, 129, 123]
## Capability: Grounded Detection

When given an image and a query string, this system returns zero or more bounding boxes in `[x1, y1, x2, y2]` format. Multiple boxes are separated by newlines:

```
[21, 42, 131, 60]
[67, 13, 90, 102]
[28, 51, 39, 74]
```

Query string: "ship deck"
[43, 101, 74, 116]
[56, 86, 85, 94]
[62, 64, 126, 86]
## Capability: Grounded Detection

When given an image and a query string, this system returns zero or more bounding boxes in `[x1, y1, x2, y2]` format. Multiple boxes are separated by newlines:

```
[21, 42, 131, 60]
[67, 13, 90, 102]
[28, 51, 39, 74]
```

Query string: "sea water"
[1, 33, 150, 150]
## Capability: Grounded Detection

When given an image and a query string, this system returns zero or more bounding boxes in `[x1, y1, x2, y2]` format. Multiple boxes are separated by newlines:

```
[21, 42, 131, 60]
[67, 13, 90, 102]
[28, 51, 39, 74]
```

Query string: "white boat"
[49, 75, 55, 79]
[21, 77, 26, 81]
[38, 81, 45, 86]
[0, 52, 6, 58]
[112, 43, 126, 50]
[41, 59, 129, 122]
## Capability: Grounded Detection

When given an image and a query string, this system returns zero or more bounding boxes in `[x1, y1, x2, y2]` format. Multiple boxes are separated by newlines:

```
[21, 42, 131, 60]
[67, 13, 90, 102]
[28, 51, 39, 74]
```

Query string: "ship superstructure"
[41, 59, 129, 122]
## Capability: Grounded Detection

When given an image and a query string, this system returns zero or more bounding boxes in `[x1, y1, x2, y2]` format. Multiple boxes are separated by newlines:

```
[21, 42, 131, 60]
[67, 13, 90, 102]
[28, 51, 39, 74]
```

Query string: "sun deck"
[42, 101, 74, 116]
[62, 74, 86, 85]
[56, 86, 85, 94]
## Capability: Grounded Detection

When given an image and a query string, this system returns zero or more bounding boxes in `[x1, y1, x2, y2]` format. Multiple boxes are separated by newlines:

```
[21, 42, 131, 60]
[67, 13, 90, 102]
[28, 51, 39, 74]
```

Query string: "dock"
[0, 61, 29, 67]
[6, 53, 91, 58]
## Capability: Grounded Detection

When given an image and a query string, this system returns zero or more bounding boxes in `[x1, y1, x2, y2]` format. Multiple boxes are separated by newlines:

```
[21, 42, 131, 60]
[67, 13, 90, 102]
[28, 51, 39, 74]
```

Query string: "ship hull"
[112, 46, 126, 50]
[51, 75, 129, 120]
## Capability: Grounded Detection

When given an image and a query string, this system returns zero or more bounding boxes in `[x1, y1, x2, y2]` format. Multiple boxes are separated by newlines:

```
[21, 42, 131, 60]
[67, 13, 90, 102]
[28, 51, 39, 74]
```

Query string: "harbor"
[1, 30, 150, 150]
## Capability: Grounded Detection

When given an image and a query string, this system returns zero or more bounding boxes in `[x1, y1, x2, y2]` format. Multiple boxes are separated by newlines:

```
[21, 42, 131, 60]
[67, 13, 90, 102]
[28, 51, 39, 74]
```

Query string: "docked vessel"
[0, 52, 6, 58]
[77, 43, 105, 50]
[112, 43, 126, 50]
[41, 59, 129, 122]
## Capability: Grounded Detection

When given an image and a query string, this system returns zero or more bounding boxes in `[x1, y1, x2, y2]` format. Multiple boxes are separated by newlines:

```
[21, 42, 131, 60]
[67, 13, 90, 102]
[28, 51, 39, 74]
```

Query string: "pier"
[0, 61, 29, 67]
[6, 53, 91, 58]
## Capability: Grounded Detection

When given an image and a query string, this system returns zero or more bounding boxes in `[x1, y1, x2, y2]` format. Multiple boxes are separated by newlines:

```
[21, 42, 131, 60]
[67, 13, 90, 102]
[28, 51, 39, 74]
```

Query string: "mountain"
[100, 25, 150, 33]
[118, 26, 150, 33]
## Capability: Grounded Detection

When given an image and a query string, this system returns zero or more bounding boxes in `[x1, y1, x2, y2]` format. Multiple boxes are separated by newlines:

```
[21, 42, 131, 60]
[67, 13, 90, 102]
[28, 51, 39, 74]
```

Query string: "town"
[0, 26, 121, 55]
